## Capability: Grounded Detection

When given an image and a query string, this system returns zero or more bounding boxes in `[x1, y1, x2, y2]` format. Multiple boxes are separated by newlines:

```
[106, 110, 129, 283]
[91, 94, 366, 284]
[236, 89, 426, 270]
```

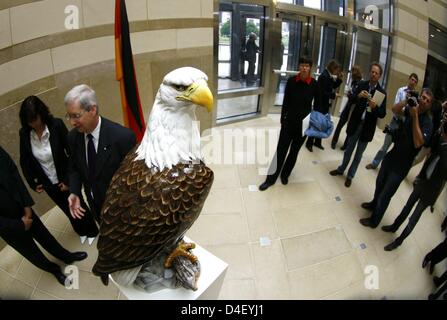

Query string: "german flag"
[115, 0, 146, 142]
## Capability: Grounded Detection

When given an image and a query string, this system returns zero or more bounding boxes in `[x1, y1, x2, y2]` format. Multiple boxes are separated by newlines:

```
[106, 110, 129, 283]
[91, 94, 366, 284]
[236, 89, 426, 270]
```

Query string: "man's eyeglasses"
[65, 110, 86, 121]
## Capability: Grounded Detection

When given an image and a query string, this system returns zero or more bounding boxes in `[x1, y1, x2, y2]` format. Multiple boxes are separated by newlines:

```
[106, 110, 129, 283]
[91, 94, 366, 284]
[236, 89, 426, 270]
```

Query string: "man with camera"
[366, 73, 419, 170]
[360, 88, 434, 229]
[381, 100, 447, 251]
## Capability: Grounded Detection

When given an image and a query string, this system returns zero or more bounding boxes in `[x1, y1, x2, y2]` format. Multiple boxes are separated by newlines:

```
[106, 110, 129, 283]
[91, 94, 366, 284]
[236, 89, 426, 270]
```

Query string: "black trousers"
[331, 104, 351, 147]
[265, 126, 306, 184]
[426, 237, 447, 267]
[392, 188, 428, 245]
[0, 211, 69, 274]
[45, 184, 98, 237]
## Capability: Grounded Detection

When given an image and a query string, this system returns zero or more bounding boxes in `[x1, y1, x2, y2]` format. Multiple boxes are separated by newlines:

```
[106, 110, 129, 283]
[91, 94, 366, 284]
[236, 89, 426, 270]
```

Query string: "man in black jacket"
[259, 56, 319, 191]
[382, 101, 447, 251]
[360, 88, 434, 229]
[65, 84, 136, 224]
[0, 145, 87, 287]
[329, 62, 387, 187]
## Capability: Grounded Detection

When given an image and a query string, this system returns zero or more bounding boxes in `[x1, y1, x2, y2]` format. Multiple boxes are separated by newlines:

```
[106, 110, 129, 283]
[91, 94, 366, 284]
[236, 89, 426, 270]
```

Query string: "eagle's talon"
[164, 242, 197, 268]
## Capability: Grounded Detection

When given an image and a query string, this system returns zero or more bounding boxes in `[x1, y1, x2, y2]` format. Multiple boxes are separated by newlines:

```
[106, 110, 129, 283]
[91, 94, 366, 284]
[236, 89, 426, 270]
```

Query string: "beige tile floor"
[1, 114, 446, 300]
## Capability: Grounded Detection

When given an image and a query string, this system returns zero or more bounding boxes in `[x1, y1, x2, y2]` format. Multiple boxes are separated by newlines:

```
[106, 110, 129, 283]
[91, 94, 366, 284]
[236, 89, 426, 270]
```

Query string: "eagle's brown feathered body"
[92, 145, 213, 276]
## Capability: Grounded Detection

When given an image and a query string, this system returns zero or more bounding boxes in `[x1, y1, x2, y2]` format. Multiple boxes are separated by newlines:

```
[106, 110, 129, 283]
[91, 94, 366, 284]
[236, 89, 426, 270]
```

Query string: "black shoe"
[361, 201, 375, 211]
[433, 276, 442, 287]
[306, 144, 313, 152]
[331, 142, 336, 150]
[381, 224, 397, 233]
[340, 145, 346, 151]
[315, 144, 324, 150]
[422, 255, 430, 269]
[365, 163, 376, 170]
[52, 271, 69, 287]
[344, 178, 352, 187]
[259, 181, 273, 191]
[359, 218, 376, 228]
[329, 169, 342, 176]
[384, 241, 400, 251]
[442, 217, 447, 232]
[63, 251, 88, 265]
[280, 176, 288, 185]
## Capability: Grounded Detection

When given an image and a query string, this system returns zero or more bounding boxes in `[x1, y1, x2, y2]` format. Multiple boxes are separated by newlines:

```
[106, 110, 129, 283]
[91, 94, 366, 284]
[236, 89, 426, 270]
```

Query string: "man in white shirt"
[366, 73, 419, 169]
[65, 85, 136, 230]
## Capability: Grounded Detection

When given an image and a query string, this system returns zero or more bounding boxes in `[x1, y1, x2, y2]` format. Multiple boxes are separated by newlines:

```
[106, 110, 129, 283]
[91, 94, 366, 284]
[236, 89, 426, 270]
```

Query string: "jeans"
[331, 102, 351, 147]
[369, 158, 406, 227]
[337, 122, 368, 179]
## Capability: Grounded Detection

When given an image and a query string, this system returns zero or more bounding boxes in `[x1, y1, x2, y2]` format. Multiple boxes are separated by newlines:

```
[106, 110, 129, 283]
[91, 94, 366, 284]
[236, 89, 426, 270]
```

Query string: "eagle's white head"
[135, 67, 213, 170]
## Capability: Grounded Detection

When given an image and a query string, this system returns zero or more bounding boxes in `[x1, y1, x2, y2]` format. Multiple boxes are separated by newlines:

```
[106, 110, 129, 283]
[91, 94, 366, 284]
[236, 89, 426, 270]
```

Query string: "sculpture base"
[110, 237, 228, 300]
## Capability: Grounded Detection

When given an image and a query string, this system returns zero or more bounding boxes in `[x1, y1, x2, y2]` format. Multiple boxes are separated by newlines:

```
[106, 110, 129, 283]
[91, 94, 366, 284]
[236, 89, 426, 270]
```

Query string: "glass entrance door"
[273, 14, 314, 107]
[217, 2, 266, 122]
[271, 11, 347, 113]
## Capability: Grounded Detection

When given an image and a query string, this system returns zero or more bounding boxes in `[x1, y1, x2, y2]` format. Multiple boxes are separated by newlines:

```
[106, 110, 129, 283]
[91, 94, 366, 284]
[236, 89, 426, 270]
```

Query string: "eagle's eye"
[173, 84, 187, 91]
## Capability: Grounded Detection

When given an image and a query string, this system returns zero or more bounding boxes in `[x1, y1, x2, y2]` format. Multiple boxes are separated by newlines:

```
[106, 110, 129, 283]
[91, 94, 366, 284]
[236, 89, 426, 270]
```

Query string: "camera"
[406, 90, 419, 108]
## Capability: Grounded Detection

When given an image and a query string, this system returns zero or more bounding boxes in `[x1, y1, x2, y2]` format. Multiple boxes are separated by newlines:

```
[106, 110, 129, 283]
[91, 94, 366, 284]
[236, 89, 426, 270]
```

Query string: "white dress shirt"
[30, 125, 59, 184]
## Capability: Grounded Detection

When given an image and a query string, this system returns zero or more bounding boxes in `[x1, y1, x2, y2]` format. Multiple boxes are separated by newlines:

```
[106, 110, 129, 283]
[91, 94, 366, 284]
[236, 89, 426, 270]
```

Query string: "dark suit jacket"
[19, 117, 69, 190]
[346, 80, 387, 142]
[68, 117, 136, 217]
[315, 69, 342, 114]
[415, 135, 447, 206]
[0, 146, 34, 232]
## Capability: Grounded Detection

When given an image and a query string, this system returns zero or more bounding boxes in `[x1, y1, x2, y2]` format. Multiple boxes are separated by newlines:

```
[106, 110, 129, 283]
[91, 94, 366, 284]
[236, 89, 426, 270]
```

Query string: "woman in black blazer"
[19, 96, 98, 244]
[306, 59, 343, 151]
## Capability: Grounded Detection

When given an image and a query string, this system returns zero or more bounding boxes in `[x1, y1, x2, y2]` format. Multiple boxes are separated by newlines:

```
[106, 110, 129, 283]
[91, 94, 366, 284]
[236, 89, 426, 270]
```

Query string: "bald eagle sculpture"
[92, 67, 214, 291]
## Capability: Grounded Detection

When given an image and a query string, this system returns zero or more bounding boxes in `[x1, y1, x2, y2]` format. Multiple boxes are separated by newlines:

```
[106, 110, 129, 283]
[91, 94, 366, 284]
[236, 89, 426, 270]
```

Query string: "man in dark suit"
[330, 62, 387, 187]
[0, 145, 87, 286]
[65, 84, 136, 226]
[381, 102, 447, 251]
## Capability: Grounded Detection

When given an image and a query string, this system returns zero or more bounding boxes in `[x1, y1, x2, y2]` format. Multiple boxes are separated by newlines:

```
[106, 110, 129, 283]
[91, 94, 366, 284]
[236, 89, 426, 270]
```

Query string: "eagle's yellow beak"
[176, 80, 213, 112]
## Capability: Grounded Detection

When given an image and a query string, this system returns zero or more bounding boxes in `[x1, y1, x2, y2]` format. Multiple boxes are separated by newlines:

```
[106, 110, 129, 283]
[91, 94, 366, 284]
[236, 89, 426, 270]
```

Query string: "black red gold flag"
[115, 0, 146, 142]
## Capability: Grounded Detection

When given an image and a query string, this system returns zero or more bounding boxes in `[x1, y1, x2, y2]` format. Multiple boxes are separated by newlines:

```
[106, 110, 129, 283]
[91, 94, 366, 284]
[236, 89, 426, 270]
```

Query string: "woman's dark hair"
[298, 56, 313, 67]
[326, 59, 341, 74]
[19, 96, 53, 131]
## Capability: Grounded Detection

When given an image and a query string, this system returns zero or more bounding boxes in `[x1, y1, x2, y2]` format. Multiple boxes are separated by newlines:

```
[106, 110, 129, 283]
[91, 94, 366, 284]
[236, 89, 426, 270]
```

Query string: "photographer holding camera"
[366, 73, 419, 169]
[381, 99, 447, 251]
[360, 88, 434, 229]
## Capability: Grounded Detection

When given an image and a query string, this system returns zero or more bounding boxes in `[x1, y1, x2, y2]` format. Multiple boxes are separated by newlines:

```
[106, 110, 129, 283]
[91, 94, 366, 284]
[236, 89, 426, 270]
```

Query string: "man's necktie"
[87, 134, 96, 193]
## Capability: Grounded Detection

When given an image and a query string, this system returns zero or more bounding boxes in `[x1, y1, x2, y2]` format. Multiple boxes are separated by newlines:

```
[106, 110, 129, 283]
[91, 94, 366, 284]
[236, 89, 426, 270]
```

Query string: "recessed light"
[430, 34, 435, 37]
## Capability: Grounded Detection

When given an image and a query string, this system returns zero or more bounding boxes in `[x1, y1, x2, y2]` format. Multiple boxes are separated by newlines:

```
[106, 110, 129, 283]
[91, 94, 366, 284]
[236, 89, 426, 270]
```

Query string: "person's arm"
[392, 98, 407, 117]
[67, 131, 82, 198]
[280, 78, 293, 124]
[6, 148, 35, 208]
[394, 87, 405, 104]
[321, 74, 336, 100]
[0, 216, 26, 232]
[19, 130, 39, 191]
[409, 107, 425, 149]
[58, 119, 70, 187]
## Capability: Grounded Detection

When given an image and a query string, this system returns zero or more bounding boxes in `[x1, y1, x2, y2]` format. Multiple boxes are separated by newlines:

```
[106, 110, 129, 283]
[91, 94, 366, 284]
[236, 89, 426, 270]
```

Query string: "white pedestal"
[111, 238, 228, 300]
